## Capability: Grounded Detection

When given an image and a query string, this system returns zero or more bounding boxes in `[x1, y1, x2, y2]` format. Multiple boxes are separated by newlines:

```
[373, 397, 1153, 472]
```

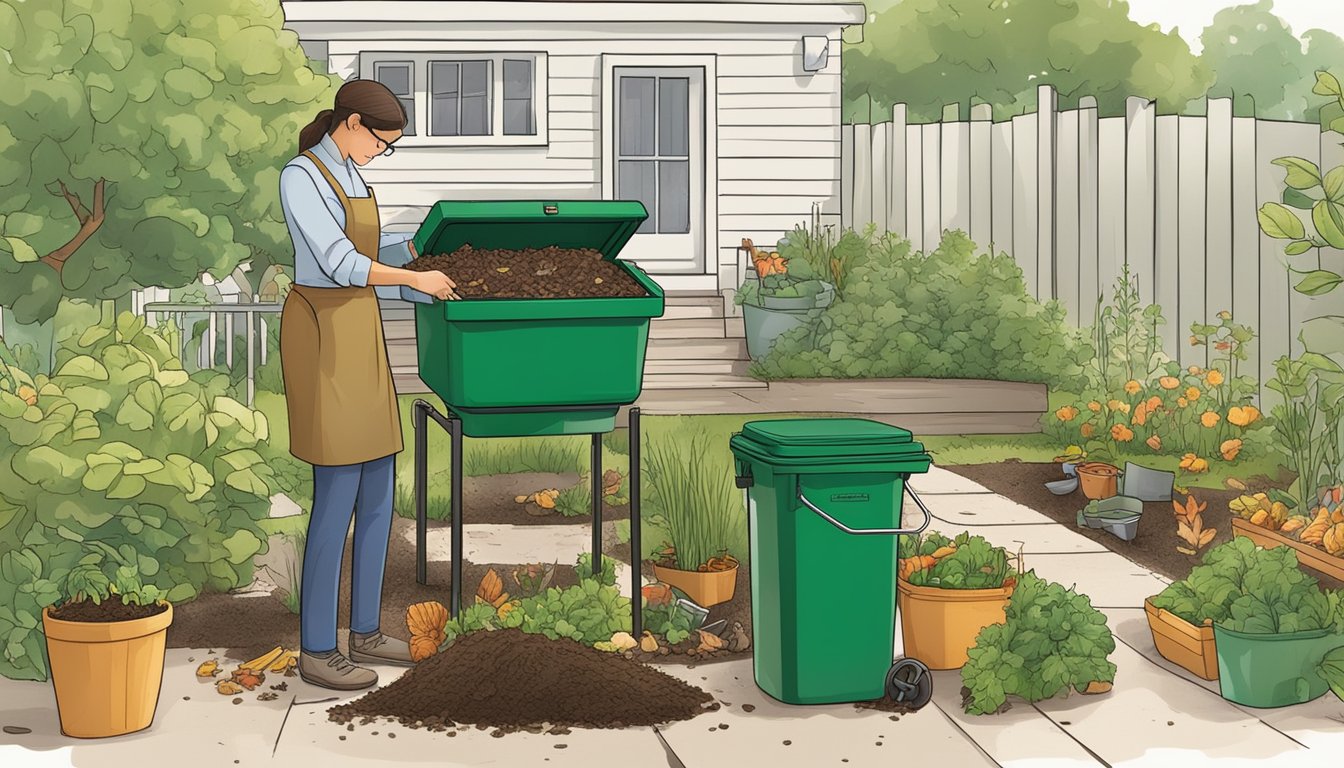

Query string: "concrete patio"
[3, 466, 1342, 768]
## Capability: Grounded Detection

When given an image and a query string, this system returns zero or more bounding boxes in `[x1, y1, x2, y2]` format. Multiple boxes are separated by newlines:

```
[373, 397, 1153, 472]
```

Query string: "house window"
[361, 52, 548, 146]
[372, 61, 416, 136]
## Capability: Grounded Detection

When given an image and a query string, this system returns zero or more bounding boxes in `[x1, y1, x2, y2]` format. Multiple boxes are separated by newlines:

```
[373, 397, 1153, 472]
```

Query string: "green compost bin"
[729, 418, 935, 705]
[407, 200, 665, 437]
[1213, 624, 1344, 708]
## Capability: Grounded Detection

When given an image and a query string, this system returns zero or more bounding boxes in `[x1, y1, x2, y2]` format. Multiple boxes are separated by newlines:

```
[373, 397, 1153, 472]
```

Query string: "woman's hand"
[413, 270, 459, 301]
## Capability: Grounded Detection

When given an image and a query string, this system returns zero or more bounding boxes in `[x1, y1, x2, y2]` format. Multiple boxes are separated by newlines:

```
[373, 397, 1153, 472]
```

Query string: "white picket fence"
[842, 84, 1344, 395]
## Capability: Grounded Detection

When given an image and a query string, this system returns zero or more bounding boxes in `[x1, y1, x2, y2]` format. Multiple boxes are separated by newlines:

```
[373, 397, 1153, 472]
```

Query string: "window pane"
[618, 77, 655, 157]
[503, 59, 532, 99]
[401, 97, 417, 136]
[430, 62, 459, 136]
[375, 64, 410, 95]
[618, 160, 657, 234]
[658, 160, 689, 234]
[658, 78, 689, 157]
[504, 98, 533, 135]
[461, 60, 492, 135]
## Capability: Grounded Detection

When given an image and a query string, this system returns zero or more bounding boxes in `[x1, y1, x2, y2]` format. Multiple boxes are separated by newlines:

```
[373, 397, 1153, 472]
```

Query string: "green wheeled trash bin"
[729, 418, 935, 706]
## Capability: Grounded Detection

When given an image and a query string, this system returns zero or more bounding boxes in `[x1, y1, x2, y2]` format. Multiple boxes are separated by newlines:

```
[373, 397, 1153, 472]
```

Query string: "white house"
[280, 0, 866, 391]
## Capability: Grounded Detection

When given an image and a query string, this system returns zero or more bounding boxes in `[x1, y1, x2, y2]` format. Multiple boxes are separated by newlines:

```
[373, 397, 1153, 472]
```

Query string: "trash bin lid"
[735, 418, 924, 460]
[412, 200, 648, 261]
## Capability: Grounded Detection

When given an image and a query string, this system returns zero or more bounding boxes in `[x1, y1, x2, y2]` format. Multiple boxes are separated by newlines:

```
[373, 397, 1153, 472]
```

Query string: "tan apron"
[279, 150, 403, 466]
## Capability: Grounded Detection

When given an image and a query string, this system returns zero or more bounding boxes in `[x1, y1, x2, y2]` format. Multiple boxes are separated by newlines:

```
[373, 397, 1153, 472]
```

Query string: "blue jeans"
[300, 455, 395, 655]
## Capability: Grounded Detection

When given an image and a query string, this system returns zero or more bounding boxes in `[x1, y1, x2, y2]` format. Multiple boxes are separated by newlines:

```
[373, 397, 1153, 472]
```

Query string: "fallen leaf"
[196, 660, 220, 678]
[514, 495, 529, 504]
[216, 680, 244, 696]
[231, 668, 265, 691]
[535, 490, 557, 510]
[1082, 681, 1113, 695]
[1177, 546, 1197, 555]
[496, 267, 510, 273]
[1226, 478, 1248, 492]
[696, 630, 724, 651]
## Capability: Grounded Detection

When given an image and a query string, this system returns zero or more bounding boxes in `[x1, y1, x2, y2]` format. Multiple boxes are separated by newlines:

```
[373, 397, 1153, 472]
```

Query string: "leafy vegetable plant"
[901, 530, 1014, 590]
[960, 571, 1117, 715]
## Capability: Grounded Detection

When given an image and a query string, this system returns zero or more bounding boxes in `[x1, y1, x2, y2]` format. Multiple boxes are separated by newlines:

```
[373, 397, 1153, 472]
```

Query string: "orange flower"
[1108, 399, 1131, 414]
[1131, 402, 1148, 426]
[1179, 453, 1210, 473]
[1159, 377, 1181, 390]
[1146, 435, 1162, 451]
[1186, 386, 1201, 401]
[1188, 366, 1203, 375]
[1146, 396, 1163, 412]
[1111, 424, 1135, 442]
[1178, 397, 1189, 408]
[1087, 401, 1102, 413]
[1228, 405, 1262, 427]
[1220, 438, 1243, 461]
[1206, 369, 1225, 386]
[1124, 380, 1142, 395]
[1081, 423, 1096, 438]
[1201, 411, 1221, 428]
[1056, 405, 1080, 422]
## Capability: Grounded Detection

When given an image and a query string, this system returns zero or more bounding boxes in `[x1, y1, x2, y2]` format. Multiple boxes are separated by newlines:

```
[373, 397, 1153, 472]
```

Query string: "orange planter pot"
[42, 602, 173, 738]
[1143, 598, 1218, 681]
[1077, 462, 1121, 500]
[1231, 517, 1344, 582]
[897, 578, 1013, 670]
[652, 564, 737, 607]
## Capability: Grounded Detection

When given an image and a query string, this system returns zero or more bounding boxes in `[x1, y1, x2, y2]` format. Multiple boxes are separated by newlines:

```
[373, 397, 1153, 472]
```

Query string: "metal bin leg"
[413, 400, 429, 586]
[591, 432, 602, 577]
[450, 412, 464, 619]
[629, 407, 642, 638]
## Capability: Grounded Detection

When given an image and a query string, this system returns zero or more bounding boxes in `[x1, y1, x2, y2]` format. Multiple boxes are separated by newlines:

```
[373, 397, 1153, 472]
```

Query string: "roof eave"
[281, 1, 867, 27]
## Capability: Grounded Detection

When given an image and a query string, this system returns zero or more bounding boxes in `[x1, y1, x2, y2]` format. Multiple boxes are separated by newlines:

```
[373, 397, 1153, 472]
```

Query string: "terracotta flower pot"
[1077, 462, 1121, 500]
[1144, 598, 1217, 681]
[897, 578, 1014, 670]
[42, 602, 173, 738]
[652, 563, 737, 607]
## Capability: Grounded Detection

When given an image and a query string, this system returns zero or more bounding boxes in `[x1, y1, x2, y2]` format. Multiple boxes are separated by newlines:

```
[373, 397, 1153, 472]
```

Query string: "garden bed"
[436, 472, 629, 526]
[945, 461, 1342, 588]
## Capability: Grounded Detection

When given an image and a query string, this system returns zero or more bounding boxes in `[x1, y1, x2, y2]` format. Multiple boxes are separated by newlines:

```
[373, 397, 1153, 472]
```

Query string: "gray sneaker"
[298, 651, 378, 691]
[348, 631, 415, 667]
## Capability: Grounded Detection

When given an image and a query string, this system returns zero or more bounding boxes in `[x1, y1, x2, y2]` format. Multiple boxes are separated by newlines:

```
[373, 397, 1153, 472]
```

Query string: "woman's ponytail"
[297, 109, 337, 154]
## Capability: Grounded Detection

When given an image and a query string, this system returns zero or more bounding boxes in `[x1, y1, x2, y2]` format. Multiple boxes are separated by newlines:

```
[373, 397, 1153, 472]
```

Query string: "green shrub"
[0, 310, 277, 681]
[961, 571, 1117, 714]
[751, 230, 1091, 387]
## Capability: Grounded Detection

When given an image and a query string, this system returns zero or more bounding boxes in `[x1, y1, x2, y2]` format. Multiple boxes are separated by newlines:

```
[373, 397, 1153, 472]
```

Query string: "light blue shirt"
[279, 133, 413, 296]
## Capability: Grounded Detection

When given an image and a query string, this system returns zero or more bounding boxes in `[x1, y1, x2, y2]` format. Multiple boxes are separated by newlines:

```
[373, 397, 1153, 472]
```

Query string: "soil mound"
[328, 629, 715, 733]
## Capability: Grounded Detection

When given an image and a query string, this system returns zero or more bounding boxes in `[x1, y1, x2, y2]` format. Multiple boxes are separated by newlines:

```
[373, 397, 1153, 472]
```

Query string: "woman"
[279, 79, 457, 691]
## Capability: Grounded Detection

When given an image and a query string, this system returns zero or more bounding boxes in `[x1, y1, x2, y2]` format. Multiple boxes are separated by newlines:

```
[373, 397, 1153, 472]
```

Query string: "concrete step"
[648, 318, 731, 339]
[642, 372, 767, 390]
[644, 358, 752, 376]
[646, 337, 748, 360]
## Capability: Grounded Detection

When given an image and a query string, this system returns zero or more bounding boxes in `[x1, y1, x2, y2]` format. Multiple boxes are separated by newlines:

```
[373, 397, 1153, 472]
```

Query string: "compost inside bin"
[327, 629, 715, 733]
[406, 244, 649, 299]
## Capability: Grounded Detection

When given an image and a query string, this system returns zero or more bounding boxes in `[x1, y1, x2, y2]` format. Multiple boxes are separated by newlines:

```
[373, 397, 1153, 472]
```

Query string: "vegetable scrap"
[407, 601, 450, 662]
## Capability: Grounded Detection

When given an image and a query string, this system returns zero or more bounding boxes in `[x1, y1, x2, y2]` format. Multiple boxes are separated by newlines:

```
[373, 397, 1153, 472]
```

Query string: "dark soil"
[327, 629, 715, 733]
[947, 461, 1343, 589]
[854, 697, 918, 714]
[48, 599, 168, 623]
[406, 244, 648, 299]
[447, 473, 630, 526]
[167, 514, 582, 661]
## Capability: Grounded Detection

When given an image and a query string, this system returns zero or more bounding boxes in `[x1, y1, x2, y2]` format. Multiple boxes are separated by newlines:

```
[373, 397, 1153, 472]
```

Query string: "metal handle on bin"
[796, 477, 932, 537]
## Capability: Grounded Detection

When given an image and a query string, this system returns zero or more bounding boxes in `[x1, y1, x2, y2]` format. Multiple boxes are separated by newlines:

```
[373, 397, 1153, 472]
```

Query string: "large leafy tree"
[1198, 0, 1344, 120]
[0, 0, 339, 324]
[844, 0, 1211, 123]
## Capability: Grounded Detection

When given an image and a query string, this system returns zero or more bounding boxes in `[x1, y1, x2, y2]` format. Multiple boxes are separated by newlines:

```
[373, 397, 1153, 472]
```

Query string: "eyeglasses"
[368, 127, 398, 156]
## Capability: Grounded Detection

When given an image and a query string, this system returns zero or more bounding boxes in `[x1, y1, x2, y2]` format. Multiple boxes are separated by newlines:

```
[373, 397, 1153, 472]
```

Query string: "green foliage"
[575, 552, 617, 588]
[844, 0, 1209, 123]
[907, 531, 1013, 590]
[0, 0, 343, 322]
[440, 556, 631, 649]
[0, 309, 276, 681]
[1266, 353, 1344, 507]
[643, 426, 741, 570]
[1152, 537, 1344, 635]
[751, 230, 1091, 388]
[1087, 265, 1168, 394]
[1321, 645, 1344, 703]
[642, 601, 694, 646]
[960, 571, 1117, 715]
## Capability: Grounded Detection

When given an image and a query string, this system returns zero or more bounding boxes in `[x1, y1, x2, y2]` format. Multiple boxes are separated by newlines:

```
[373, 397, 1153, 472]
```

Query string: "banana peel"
[239, 646, 285, 674]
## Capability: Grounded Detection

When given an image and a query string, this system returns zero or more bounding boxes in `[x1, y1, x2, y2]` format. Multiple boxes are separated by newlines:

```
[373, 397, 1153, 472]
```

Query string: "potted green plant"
[643, 428, 741, 607]
[736, 238, 834, 360]
[961, 571, 1117, 714]
[41, 542, 172, 738]
[897, 531, 1018, 670]
[1145, 537, 1258, 681]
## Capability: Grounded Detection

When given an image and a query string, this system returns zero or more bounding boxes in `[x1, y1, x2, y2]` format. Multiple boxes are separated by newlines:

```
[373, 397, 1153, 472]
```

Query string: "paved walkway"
[3, 467, 1342, 767]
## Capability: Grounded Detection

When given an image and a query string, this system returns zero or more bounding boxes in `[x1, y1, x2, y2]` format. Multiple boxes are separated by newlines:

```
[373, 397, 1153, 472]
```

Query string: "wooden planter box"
[1231, 517, 1344, 582]
[1144, 598, 1218, 681]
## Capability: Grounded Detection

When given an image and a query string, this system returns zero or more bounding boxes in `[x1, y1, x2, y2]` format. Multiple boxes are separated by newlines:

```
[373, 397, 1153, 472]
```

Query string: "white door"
[611, 67, 705, 274]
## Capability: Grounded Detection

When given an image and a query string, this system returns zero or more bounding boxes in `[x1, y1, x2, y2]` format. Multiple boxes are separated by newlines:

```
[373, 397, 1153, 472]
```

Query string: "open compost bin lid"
[732, 418, 929, 462]
[412, 200, 649, 260]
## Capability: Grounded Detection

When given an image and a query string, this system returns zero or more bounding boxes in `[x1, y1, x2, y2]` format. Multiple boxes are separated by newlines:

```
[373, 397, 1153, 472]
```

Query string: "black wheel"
[886, 657, 933, 709]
